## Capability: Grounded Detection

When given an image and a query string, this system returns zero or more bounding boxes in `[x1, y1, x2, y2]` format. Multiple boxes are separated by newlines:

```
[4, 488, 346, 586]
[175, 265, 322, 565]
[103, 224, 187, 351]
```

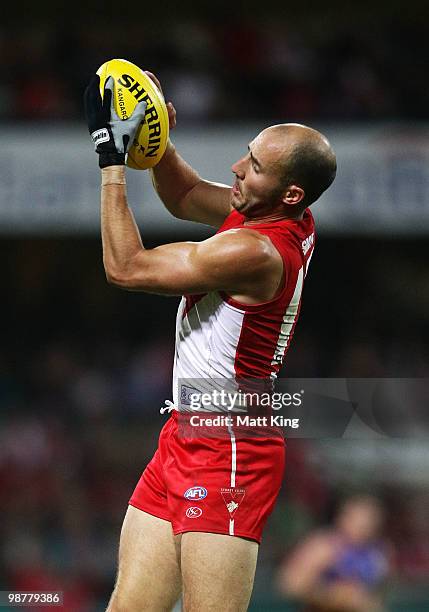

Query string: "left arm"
[101, 165, 197, 293]
[100, 166, 281, 298]
[100, 165, 145, 286]
[85, 74, 281, 299]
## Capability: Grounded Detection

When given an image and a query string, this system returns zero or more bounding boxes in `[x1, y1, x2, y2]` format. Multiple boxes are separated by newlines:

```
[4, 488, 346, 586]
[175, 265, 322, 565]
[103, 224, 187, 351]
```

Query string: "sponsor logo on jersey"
[302, 232, 314, 255]
[220, 487, 245, 517]
[186, 506, 203, 518]
[184, 486, 208, 501]
[91, 128, 110, 144]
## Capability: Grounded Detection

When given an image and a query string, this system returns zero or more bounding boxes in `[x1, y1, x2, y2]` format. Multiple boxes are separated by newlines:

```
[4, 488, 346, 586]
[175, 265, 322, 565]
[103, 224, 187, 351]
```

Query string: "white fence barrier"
[1, 123, 428, 235]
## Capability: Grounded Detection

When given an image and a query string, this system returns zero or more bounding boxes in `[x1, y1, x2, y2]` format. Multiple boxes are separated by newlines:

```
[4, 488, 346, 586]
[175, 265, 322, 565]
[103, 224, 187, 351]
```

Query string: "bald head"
[260, 123, 337, 206]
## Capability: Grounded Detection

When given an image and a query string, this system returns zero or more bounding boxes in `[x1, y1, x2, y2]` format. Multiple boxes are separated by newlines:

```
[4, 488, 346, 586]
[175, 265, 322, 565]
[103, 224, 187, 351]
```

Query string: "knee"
[107, 585, 178, 612]
[106, 587, 141, 612]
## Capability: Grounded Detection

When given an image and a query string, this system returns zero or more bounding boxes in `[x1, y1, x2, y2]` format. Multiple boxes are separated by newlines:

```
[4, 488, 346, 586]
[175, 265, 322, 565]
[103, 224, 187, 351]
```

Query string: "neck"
[243, 208, 305, 225]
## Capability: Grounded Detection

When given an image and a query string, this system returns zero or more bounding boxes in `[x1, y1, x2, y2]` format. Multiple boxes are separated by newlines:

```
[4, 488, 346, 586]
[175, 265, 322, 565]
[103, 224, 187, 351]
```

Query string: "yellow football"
[97, 58, 169, 170]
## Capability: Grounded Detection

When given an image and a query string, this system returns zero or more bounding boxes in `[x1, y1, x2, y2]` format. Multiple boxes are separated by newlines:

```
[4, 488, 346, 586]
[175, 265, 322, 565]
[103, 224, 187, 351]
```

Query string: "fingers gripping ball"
[97, 59, 169, 170]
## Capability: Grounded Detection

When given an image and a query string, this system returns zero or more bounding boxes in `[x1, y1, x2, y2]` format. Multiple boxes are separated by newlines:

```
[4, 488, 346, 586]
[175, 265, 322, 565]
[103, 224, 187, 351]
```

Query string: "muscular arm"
[144, 72, 233, 228]
[101, 166, 279, 298]
[150, 141, 233, 228]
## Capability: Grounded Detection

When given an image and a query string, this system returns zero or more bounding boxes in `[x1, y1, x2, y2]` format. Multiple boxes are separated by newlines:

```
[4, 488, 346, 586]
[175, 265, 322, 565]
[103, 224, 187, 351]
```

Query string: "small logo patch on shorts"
[221, 487, 245, 517]
[184, 486, 208, 501]
[186, 506, 203, 518]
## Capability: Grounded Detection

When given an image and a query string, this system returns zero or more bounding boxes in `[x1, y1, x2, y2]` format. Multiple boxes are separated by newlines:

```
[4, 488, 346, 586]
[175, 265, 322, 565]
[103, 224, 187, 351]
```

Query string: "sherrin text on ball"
[97, 58, 169, 170]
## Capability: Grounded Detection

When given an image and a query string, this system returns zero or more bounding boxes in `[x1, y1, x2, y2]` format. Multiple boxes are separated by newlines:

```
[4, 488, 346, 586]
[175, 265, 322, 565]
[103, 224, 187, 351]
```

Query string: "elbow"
[171, 207, 186, 220]
[164, 197, 186, 220]
[104, 263, 132, 289]
[105, 268, 127, 288]
[104, 261, 150, 291]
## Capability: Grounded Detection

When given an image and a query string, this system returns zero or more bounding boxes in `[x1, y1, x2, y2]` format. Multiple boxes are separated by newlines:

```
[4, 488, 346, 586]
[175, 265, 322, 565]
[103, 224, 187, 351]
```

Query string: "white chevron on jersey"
[173, 293, 245, 411]
[270, 266, 304, 373]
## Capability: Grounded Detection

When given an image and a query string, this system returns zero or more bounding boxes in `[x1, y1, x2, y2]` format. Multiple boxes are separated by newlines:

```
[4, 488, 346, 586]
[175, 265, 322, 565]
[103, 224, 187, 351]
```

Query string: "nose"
[231, 157, 245, 179]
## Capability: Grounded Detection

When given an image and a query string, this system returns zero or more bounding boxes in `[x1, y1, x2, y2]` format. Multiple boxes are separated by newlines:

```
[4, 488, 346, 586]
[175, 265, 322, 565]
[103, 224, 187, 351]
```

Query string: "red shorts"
[129, 411, 285, 543]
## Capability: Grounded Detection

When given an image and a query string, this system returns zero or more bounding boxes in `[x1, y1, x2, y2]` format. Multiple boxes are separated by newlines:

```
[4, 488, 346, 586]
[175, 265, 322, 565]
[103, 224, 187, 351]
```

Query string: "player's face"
[337, 500, 383, 544]
[230, 131, 286, 217]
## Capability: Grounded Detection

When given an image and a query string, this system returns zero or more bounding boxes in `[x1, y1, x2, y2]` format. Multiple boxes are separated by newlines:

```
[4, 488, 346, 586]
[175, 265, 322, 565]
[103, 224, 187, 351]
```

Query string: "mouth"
[232, 181, 241, 197]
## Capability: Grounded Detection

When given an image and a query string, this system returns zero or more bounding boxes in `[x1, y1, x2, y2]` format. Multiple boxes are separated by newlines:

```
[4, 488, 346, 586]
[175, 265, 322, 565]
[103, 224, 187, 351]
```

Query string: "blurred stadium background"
[1, 1, 429, 610]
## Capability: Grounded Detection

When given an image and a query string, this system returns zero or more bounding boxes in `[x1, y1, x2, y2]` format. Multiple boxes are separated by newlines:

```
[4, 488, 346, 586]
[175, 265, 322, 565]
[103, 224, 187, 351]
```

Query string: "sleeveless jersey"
[172, 208, 316, 411]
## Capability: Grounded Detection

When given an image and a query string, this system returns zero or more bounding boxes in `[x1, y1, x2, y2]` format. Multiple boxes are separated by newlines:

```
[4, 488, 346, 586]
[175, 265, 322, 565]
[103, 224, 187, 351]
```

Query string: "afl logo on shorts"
[184, 486, 207, 501]
[186, 507, 202, 518]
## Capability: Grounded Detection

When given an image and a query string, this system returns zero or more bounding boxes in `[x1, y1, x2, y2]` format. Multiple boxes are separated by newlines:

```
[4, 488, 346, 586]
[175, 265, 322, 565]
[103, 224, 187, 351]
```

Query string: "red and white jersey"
[172, 208, 316, 411]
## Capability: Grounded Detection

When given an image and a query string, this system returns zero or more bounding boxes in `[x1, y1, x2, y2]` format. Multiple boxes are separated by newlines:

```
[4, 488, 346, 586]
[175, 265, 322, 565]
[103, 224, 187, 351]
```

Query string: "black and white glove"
[84, 75, 147, 169]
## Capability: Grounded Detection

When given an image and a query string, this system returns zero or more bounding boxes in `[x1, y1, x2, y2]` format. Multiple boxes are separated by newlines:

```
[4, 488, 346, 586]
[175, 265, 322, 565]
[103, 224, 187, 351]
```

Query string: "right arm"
[147, 72, 233, 228]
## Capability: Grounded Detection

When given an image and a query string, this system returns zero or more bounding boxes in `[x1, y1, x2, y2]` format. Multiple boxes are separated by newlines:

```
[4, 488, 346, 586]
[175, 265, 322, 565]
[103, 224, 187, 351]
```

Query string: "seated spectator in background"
[276, 495, 392, 612]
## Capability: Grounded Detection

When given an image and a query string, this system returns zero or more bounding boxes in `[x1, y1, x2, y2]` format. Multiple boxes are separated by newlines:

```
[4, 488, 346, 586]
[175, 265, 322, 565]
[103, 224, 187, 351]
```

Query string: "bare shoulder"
[198, 227, 281, 268]
[192, 228, 284, 301]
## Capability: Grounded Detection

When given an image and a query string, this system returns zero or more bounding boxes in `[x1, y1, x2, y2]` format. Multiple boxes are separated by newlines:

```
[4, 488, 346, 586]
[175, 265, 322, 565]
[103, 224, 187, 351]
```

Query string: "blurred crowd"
[1, 236, 428, 609]
[1, 336, 429, 610]
[1, 10, 428, 123]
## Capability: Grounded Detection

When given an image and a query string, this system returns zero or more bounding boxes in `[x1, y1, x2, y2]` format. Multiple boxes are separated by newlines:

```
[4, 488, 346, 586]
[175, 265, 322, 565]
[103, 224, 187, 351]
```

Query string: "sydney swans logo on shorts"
[186, 507, 203, 518]
[184, 486, 208, 501]
[226, 501, 239, 513]
[221, 487, 245, 517]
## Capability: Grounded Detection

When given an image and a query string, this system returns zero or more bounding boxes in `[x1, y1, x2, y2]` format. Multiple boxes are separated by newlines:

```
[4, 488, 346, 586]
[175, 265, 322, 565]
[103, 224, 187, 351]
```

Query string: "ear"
[282, 184, 305, 206]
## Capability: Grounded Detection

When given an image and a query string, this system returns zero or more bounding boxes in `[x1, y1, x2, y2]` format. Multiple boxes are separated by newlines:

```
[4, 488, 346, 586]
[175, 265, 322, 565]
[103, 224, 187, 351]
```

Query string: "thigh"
[107, 506, 182, 612]
[167, 430, 285, 543]
[181, 532, 258, 612]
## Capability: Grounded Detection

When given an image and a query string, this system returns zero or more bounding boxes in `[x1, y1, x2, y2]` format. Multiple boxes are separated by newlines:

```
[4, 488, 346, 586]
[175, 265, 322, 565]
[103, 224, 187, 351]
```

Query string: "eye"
[248, 152, 260, 173]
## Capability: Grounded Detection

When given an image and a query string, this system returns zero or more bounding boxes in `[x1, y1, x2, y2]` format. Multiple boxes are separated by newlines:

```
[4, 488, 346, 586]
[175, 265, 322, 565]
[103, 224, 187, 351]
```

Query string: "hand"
[145, 71, 176, 130]
[84, 74, 147, 169]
